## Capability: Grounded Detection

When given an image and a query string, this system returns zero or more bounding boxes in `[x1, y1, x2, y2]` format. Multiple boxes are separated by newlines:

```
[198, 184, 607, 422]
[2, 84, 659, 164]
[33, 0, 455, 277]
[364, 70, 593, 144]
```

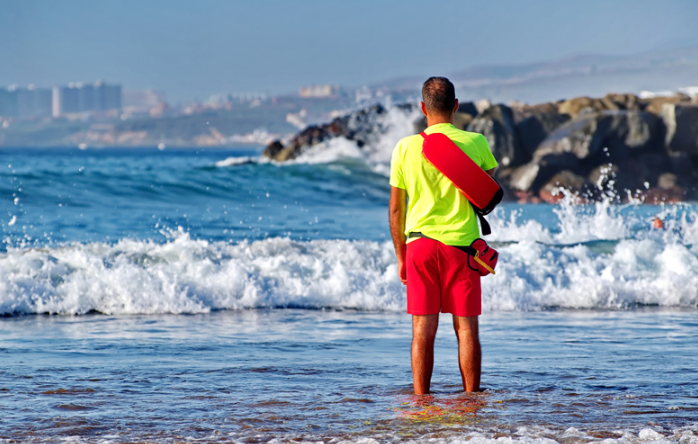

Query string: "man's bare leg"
[452, 315, 481, 392]
[412, 314, 439, 395]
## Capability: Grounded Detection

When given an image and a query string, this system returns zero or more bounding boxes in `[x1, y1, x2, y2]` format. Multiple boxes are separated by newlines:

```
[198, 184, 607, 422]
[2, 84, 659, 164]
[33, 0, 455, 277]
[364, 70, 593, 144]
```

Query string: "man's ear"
[453, 99, 459, 115]
[420, 101, 428, 117]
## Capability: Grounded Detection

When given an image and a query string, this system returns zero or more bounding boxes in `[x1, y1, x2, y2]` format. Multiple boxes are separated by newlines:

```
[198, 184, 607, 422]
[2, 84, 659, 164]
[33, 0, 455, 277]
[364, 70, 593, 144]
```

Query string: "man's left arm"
[389, 186, 407, 285]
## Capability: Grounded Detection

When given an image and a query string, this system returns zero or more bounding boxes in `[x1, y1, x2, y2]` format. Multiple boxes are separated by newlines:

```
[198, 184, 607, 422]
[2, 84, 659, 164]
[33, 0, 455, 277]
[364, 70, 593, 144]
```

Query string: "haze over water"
[1, 110, 698, 442]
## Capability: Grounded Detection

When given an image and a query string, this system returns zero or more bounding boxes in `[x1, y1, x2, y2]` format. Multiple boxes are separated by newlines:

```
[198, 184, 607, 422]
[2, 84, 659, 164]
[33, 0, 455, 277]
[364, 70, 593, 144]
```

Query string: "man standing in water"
[389, 77, 497, 394]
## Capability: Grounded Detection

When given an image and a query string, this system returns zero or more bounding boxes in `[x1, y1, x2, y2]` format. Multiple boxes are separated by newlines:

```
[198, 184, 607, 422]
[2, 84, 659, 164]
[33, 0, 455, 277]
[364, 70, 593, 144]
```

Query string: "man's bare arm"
[485, 167, 497, 178]
[389, 186, 407, 285]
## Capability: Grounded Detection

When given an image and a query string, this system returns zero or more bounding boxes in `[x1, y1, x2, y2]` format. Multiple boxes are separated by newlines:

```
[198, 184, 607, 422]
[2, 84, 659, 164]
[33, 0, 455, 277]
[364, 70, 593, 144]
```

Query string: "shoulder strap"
[477, 213, 492, 236]
[418, 131, 494, 236]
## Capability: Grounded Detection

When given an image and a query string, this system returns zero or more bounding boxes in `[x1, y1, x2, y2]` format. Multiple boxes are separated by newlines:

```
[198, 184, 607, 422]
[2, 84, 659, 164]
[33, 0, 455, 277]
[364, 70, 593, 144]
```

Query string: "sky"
[2, 0, 697, 102]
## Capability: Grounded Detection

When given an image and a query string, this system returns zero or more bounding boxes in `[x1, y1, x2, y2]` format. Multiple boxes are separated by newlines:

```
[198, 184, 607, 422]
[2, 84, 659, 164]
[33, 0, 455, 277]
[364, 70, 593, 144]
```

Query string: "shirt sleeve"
[476, 134, 498, 171]
[389, 139, 406, 189]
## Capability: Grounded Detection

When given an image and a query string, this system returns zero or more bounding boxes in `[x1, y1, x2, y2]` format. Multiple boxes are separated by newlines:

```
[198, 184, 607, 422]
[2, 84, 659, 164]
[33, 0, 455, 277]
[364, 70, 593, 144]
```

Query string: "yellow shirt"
[389, 123, 498, 246]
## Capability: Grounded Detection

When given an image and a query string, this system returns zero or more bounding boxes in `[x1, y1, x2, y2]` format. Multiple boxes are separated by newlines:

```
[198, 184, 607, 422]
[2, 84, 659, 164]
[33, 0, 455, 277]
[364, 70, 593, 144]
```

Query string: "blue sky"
[2, 0, 697, 101]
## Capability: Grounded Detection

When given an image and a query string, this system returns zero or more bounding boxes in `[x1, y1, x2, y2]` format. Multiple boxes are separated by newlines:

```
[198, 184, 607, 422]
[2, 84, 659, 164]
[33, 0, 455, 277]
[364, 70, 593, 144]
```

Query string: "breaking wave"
[287, 105, 422, 176]
[3, 197, 698, 315]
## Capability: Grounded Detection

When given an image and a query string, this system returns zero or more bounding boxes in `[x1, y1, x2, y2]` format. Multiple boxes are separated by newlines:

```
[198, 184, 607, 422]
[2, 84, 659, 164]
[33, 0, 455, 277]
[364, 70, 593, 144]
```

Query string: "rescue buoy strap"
[408, 232, 477, 256]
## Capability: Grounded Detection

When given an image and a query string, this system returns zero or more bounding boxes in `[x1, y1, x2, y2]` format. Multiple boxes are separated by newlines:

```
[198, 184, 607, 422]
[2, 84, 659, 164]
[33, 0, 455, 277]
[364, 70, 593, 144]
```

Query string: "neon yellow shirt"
[389, 123, 498, 246]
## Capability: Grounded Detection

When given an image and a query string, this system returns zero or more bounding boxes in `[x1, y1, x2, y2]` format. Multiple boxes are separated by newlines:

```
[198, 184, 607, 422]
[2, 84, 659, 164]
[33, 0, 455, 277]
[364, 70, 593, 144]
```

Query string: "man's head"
[421, 77, 458, 118]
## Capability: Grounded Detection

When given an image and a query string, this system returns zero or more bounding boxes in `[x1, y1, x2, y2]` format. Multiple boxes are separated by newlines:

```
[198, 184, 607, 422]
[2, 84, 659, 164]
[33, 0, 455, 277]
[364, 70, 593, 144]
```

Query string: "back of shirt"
[389, 123, 498, 246]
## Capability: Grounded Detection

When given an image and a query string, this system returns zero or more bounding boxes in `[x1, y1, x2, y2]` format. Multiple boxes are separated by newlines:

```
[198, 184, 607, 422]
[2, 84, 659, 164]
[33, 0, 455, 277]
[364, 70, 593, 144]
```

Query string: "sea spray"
[2, 147, 698, 316]
[2, 216, 698, 315]
[289, 105, 422, 175]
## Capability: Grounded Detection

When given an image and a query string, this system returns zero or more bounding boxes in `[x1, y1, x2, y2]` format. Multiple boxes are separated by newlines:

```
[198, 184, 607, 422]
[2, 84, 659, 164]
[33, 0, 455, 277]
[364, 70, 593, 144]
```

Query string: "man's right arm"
[389, 186, 407, 285]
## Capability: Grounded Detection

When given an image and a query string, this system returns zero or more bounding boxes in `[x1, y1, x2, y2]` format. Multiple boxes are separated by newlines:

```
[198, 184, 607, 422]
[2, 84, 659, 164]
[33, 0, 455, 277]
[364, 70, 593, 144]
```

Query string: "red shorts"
[406, 237, 481, 317]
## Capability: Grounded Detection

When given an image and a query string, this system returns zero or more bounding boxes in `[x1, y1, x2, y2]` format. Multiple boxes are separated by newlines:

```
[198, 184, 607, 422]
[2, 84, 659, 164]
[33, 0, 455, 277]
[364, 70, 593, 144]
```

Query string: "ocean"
[1, 117, 698, 442]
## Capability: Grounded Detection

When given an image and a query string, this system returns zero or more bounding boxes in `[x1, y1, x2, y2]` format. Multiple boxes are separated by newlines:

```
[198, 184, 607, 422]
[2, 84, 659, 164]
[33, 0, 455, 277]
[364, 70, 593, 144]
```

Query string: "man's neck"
[426, 115, 454, 127]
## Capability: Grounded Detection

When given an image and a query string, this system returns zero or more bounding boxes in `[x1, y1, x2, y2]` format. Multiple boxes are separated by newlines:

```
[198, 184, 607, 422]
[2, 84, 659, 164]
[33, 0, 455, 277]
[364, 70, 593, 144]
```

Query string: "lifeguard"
[389, 76, 498, 394]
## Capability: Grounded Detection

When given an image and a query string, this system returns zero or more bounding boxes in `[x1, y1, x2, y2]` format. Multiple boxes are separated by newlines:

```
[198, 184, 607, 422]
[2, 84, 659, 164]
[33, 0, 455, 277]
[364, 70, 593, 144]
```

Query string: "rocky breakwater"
[263, 92, 698, 204]
[262, 104, 414, 162]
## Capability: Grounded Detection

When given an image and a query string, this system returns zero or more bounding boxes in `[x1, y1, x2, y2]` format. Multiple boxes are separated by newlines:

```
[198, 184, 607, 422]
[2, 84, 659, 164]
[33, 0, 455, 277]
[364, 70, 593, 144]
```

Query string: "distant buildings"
[52, 81, 122, 117]
[298, 84, 340, 98]
[0, 85, 53, 119]
[0, 81, 122, 120]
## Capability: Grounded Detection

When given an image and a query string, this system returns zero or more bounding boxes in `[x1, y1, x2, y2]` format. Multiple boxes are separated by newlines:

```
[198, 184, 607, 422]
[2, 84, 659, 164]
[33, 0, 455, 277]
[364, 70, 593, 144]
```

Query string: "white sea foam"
[487, 193, 630, 245]
[215, 156, 258, 167]
[1, 213, 698, 316]
[291, 105, 422, 175]
[0, 230, 404, 315]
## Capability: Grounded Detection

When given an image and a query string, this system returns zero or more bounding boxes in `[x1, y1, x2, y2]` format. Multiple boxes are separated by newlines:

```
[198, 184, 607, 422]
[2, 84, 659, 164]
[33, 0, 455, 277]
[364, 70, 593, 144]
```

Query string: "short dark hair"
[422, 77, 456, 116]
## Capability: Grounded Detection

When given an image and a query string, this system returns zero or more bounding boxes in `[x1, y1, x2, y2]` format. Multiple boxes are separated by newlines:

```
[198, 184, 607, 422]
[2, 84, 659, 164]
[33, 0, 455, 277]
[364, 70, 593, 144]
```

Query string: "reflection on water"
[1, 309, 697, 442]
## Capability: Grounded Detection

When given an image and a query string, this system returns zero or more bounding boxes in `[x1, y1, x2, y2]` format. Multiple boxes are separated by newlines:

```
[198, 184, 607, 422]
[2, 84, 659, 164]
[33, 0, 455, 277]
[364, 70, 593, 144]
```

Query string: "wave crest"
[2, 222, 698, 315]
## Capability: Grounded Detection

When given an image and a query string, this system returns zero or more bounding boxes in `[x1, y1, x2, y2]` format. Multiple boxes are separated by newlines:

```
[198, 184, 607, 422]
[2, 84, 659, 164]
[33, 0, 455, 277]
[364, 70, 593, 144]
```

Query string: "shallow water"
[2, 113, 698, 442]
[2, 309, 697, 443]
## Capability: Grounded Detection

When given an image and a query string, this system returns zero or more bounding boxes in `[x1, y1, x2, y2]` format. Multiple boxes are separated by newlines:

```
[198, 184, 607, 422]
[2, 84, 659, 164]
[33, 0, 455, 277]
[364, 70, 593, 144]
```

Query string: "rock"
[508, 152, 580, 193]
[615, 153, 672, 192]
[558, 97, 610, 118]
[642, 186, 685, 204]
[409, 102, 476, 133]
[287, 126, 330, 151]
[274, 147, 297, 162]
[535, 111, 664, 166]
[588, 163, 619, 188]
[262, 140, 284, 159]
[667, 152, 697, 186]
[453, 112, 474, 130]
[604, 93, 642, 111]
[457, 102, 479, 117]
[556, 94, 642, 118]
[261, 104, 390, 160]
[662, 104, 698, 155]
[413, 116, 427, 133]
[642, 94, 692, 115]
[657, 172, 678, 190]
[587, 153, 674, 199]
[513, 103, 570, 158]
[467, 104, 525, 167]
[539, 170, 588, 203]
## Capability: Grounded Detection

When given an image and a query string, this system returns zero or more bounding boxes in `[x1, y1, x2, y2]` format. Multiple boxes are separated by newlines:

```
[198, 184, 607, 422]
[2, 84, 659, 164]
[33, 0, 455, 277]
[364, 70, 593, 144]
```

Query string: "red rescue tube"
[420, 132, 502, 215]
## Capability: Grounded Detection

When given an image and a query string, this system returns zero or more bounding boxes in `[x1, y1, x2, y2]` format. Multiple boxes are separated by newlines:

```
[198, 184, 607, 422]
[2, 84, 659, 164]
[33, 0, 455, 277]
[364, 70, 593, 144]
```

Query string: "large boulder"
[535, 111, 665, 167]
[557, 93, 642, 118]
[262, 140, 284, 159]
[513, 102, 570, 158]
[604, 93, 642, 111]
[330, 104, 388, 147]
[467, 104, 526, 167]
[262, 104, 391, 161]
[508, 152, 581, 193]
[457, 102, 479, 117]
[453, 112, 474, 130]
[642, 94, 692, 115]
[606, 153, 672, 195]
[558, 97, 610, 118]
[662, 104, 698, 156]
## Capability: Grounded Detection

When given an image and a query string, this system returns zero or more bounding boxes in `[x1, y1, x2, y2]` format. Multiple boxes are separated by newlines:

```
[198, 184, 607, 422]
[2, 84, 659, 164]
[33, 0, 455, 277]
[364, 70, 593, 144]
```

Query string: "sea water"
[1, 132, 697, 442]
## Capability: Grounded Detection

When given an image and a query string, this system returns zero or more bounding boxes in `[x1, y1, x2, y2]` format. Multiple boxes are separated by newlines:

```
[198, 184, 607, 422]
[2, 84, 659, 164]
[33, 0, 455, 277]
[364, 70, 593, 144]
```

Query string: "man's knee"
[413, 314, 439, 342]
[453, 315, 479, 341]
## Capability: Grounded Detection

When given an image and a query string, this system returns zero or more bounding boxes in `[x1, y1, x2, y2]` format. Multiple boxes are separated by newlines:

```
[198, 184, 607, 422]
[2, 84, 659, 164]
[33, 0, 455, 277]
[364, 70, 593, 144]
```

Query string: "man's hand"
[398, 252, 407, 285]
[389, 186, 407, 285]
